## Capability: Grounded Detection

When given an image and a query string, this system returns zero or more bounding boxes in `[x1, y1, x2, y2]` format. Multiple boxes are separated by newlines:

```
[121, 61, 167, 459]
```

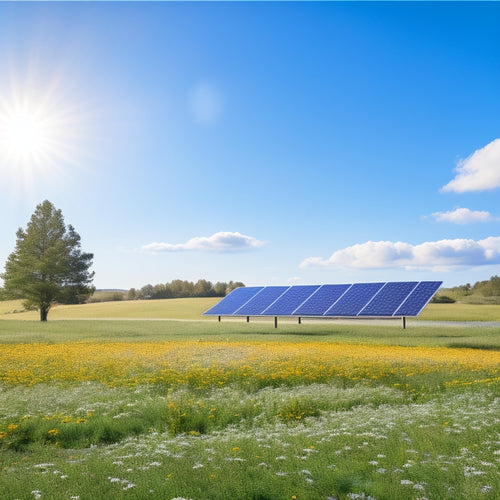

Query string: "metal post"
[298, 317, 301, 324]
[246, 316, 250, 323]
[218, 315, 221, 322]
[402, 316, 406, 329]
[274, 316, 278, 328]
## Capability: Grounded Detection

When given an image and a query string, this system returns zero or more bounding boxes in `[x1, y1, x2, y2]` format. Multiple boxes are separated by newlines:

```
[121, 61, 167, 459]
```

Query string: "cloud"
[300, 237, 500, 271]
[142, 231, 266, 253]
[431, 207, 492, 224]
[441, 138, 500, 193]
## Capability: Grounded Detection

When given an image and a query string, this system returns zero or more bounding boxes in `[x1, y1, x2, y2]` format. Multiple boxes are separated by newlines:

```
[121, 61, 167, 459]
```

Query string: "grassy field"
[0, 299, 499, 499]
[0, 297, 219, 320]
[2, 296, 500, 322]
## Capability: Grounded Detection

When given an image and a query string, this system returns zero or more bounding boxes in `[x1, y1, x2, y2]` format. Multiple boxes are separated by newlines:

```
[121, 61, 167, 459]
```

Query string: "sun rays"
[0, 76, 86, 194]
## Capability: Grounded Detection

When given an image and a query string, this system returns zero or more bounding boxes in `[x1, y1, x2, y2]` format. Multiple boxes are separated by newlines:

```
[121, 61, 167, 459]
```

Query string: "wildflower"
[8, 424, 19, 430]
[48, 429, 59, 436]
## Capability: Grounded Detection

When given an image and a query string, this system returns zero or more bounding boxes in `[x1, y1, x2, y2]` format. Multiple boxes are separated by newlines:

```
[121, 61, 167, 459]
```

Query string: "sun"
[0, 78, 86, 195]
[1, 109, 49, 163]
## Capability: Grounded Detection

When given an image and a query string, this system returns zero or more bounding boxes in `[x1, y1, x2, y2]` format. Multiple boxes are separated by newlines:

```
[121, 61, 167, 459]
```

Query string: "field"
[0, 299, 499, 499]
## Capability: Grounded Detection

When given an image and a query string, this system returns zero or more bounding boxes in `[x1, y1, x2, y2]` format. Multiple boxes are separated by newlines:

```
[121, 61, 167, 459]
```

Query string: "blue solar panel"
[234, 286, 289, 315]
[262, 285, 320, 315]
[394, 281, 442, 316]
[203, 286, 263, 315]
[359, 282, 418, 316]
[293, 284, 350, 316]
[325, 282, 385, 316]
[203, 281, 442, 319]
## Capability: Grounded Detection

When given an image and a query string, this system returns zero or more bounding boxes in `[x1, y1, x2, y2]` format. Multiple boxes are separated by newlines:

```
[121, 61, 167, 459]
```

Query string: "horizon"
[1, 2, 499, 290]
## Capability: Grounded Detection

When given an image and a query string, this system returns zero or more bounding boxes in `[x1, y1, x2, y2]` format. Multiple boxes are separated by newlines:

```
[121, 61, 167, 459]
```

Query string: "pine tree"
[1, 200, 94, 321]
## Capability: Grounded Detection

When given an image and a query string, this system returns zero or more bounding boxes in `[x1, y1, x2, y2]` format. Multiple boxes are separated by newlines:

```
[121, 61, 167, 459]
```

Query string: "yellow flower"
[7, 424, 18, 430]
[48, 429, 59, 435]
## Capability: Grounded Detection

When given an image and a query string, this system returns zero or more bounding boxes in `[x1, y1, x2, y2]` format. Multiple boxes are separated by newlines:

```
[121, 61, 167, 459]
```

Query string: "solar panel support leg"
[274, 317, 278, 328]
[298, 317, 301, 324]
[246, 316, 250, 323]
[218, 315, 221, 322]
[402, 316, 406, 329]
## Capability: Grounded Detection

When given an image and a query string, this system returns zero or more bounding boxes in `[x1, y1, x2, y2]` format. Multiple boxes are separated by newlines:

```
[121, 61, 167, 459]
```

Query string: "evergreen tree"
[1, 200, 94, 321]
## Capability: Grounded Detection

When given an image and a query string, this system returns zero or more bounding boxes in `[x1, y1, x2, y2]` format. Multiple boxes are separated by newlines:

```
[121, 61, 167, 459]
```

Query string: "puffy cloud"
[142, 231, 265, 253]
[431, 207, 492, 224]
[441, 138, 500, 193]
[300, 237, 500, 271]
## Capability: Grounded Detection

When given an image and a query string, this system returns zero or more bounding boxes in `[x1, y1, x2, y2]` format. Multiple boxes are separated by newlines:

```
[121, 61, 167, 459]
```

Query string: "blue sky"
[0, 2, 499, 290]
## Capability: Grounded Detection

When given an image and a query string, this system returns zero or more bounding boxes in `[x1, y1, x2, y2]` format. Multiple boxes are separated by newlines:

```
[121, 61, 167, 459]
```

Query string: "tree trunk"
[40, 307, 48, 322]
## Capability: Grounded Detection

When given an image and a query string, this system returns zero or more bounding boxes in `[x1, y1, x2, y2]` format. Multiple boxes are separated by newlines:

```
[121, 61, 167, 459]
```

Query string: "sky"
[0, 1, 499, 291]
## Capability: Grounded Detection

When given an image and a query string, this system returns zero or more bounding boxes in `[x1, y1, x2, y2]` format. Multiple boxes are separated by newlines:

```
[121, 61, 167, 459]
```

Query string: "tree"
[1, 200, 94, 321]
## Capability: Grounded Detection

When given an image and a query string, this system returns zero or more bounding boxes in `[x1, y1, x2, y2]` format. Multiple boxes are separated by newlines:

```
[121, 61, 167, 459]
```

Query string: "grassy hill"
[1, 296, 500, 322]
[0, 297, 220, 320]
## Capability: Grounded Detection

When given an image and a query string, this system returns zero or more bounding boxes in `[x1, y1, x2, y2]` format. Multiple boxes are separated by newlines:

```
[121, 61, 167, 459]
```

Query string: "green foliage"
[87, 290, 126, 303]
[135, 279, 245, 300]
[431, 294, 455, 303]
[1, 200, 94, 321]
[472, 275, 500, 297]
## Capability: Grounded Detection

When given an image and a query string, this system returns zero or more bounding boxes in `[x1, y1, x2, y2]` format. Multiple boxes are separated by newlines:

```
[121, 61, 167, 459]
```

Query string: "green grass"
[1, 317, 500, 349]
[2, 296, 500, 322]
[0, 297, 219, 320]
[1, 299, 500, 498]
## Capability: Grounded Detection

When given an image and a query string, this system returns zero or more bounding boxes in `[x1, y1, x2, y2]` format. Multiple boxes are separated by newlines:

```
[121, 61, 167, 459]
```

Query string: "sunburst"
[0, 78, 84, 193]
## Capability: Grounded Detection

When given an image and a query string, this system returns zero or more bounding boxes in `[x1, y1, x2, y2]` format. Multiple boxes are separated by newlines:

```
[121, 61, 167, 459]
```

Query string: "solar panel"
[203, 281, 442, 323]
[325, 282, 385, 316]
[359, 281, 418, 316]
[203, 286, 263, 315]
[262, 285, 320, 315]
[234, 286, 289, 315]
[394, 281, 442, 316]
[293, 284, 350, 316]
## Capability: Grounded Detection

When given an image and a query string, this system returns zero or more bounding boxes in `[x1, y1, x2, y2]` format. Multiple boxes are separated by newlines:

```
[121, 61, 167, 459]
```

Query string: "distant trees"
[131, 279, 244, 301]
[1, 200, 94, 321]
[472, 275, 500, 297]
[432, 275, 500, 304]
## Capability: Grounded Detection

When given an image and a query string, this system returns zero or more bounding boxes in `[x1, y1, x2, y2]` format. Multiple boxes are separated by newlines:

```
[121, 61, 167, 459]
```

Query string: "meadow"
[0, 299, 499, 499]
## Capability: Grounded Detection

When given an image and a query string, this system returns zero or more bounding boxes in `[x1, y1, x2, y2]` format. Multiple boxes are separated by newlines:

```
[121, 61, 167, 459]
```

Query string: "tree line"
[433, 275, 500, 303]
[88, 280, 245, 303]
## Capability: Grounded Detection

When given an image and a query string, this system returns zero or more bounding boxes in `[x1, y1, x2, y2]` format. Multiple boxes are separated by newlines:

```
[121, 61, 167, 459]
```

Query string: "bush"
[431, 295, 456, 303]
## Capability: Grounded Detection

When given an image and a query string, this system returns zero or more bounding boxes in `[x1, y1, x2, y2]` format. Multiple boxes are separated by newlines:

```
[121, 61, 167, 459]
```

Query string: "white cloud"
[300, 237, 500, 271]
[441, 138, 500, 193]
[142, 231, 265, 253]
[431, 207, 492, 224]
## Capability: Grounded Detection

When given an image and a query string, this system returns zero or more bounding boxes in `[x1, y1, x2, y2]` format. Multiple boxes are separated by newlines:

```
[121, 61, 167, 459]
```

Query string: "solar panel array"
[204, 281, 442, 318]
